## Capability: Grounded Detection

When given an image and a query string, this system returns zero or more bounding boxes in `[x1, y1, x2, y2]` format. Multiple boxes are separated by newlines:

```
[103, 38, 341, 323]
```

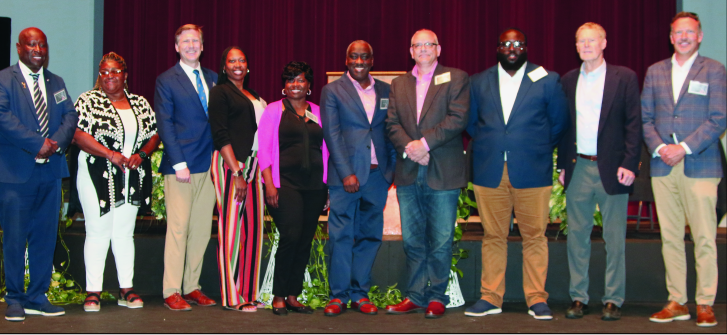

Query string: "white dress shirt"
[18, 61, 47, 103]
[498, 61, 527, 161]
[653, 52, 698, 157]
[173, 61, 210, 171]
[575, 60, 607, 156]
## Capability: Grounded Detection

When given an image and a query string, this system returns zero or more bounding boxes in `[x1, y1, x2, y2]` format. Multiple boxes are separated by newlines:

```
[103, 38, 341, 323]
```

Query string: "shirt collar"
[579, 59, 607, 76]
[346, 71, 375, 91]
[412, 61, 438, 81]
[179, 60, 202, 76]
[671, 51, 699, 70]
[497, 61, 528, 81]
[18, 61, 44, 80]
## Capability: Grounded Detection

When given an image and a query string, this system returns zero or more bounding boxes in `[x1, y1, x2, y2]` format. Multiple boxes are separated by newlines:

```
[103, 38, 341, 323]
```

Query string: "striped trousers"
[211, 151, 265, 307]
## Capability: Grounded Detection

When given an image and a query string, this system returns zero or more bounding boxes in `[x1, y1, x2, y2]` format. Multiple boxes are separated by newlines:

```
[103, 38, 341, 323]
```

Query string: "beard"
[497, 51, 528, 72]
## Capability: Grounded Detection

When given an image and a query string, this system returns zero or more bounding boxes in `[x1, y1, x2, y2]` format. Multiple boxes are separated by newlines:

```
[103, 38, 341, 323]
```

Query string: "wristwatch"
[138, 151, 148, 159]
[232, 170, 243, 177]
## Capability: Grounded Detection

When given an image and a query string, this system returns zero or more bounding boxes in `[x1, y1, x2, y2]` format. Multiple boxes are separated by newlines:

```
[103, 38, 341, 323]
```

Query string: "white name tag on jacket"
[379, 98, 389, 110]
[434, 72, 451, 85]
[527, 67, 548, 82]
[305, 110, 319, 124]
[53, 89, 68, 104]
[688, 80, 708, 96]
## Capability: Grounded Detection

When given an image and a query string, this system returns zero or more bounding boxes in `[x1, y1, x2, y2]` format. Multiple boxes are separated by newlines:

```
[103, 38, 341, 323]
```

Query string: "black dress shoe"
[566, 301, 589, 319]
[273, 305, 288, 316]
[286, 302, 314, 314]
[602, 302, 621, 321]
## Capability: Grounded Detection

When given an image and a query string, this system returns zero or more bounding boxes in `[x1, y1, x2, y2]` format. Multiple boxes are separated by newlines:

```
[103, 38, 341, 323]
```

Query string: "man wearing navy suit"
[385, 29, 470, 319]
[154, 24, 218, 311]
[557, 23, 642, 321]
[0, 27, 77, 321]
[465, 28, 568, 320]
[320, 40, 396, 316]
[644, 12, 726, 327]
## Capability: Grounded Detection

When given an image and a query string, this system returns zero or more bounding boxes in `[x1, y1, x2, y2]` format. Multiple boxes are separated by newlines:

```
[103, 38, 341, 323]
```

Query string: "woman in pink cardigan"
[257, 61, 329, 316]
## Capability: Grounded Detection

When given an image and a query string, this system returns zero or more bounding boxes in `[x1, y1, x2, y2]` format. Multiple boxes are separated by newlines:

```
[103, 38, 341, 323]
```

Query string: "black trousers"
[267, 187, 328, 297]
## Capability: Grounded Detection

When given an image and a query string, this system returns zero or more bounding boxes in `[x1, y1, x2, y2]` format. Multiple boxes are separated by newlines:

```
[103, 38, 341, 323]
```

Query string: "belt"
[370, 164, 378, 169]
[578, 154, 597, 161]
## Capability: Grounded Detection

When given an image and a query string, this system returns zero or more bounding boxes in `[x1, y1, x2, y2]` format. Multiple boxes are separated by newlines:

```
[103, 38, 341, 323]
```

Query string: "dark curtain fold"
[103, 0, 675, 106]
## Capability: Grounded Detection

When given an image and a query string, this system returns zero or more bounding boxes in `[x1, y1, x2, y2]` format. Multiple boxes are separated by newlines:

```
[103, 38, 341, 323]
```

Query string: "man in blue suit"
[465, 28, 568, 320]
[644, 12, 726, 327]
[320, 40, 396, 316]
[0, 27, 78, 321]
[154, 24, 218, 311]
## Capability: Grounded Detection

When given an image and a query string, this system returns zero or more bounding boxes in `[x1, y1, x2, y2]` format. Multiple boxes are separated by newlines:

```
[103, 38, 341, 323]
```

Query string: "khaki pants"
[162, 169, 216, 298]
[652, 160, 720, 306]
[474, 163, 552, 307]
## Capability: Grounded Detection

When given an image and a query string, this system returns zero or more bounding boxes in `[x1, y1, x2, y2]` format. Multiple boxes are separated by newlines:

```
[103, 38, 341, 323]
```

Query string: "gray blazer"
[641, 55, 726, 178]
[386, 64, 470, 190]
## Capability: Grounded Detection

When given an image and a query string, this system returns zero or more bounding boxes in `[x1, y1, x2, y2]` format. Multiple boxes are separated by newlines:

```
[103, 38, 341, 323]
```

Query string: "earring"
[247, 69, 250, 73]
[223, 68, 226, 74]
[307, 89, 311, 96]
[282, 89, 286, 96]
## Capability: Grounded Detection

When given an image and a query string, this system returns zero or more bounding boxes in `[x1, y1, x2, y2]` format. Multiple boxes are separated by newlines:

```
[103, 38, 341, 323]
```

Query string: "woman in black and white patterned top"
[72, 52, 160, 312]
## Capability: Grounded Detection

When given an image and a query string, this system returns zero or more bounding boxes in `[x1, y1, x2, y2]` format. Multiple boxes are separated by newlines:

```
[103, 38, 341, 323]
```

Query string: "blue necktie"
[193, 69, 208, 116]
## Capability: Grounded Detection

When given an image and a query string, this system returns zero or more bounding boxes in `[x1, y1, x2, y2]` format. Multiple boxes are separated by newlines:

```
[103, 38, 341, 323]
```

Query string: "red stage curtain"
[103, 0, 675, 111]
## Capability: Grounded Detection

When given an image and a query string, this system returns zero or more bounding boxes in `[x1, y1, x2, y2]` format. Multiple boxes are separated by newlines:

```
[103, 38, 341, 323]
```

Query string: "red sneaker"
[182, 290, 217, 307]
[164, 293, 192, 311]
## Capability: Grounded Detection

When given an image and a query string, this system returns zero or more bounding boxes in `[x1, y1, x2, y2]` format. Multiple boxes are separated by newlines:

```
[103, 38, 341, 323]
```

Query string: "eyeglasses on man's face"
[498, 41, 526, 49]
[411, 42, 439, 50]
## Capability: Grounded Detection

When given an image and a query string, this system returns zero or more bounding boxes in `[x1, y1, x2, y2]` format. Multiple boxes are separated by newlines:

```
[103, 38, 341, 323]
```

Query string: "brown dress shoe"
[164, 293, 192, 311]
[182, 289, 217, 307]
[386, 298, 425, 314]
[351, 298, 378, 315]
[649, 301, 690, 323]
[566, 301, 589, 319]
[324, 299, 347, 317]
[696, 305, 717, 327]
[601, 302, 621, 321]
[425, 301, 446, 319]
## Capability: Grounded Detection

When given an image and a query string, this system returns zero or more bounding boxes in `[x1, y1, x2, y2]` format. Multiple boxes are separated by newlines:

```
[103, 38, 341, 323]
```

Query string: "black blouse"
[208, 81, 264, 159]
[278, 101, 325, 190]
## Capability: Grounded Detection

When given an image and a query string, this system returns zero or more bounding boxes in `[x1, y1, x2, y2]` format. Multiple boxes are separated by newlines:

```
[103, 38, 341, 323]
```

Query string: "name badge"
[305, 110, 319, 124]
[53, 89, 68, 104]
[434, 72, 451, 85]
[527, 67, 548, 82]
[379, 98, 389, 110]
[688, 80, 708, 96]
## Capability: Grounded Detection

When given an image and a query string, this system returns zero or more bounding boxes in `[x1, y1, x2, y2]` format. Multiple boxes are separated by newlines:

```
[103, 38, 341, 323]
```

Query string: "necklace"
[109, 96, 125, 102]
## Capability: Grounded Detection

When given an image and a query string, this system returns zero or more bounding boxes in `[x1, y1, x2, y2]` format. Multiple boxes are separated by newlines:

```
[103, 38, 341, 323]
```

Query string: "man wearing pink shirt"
[320, 40, 396, 317]
[385, 29, 470, 319]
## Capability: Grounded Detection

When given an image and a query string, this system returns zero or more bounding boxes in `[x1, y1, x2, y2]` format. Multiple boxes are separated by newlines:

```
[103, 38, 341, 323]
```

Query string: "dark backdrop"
[103, 0, 675, 105]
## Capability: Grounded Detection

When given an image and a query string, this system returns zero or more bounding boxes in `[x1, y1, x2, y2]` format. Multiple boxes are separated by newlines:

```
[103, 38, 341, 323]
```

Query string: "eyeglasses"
[498, 41, 526, 49]
[411, 42, 439, 50]
[99, 69, 123, 76]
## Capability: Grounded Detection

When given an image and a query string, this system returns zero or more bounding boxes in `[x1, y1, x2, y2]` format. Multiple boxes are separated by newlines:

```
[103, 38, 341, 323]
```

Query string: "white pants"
[78, 152, 138, 291]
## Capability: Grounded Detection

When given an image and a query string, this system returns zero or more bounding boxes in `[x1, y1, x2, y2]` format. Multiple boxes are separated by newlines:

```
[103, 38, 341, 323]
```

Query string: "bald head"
[347, 40, 373, 56]
[16, 27, 48, 73]
[411, 29, 439, 45]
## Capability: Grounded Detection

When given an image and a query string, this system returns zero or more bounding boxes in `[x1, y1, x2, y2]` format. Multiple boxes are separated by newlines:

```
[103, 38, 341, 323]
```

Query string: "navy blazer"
[642, 55, 726, 178]
[468, 62, 569, 189]
[0, 63, 78, 183]
[154, 63, 218, 175]
[321, 73, 396, 186]
[557, 64, 642, 195]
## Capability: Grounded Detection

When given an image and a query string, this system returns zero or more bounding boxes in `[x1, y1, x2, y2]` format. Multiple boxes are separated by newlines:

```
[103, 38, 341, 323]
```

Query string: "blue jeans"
[396, 165, 460, 307]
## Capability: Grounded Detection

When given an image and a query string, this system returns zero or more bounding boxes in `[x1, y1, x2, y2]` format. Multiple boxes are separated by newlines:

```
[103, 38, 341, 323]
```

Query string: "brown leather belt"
[370, 164, 378, 169]
[578, 154, 597, 161]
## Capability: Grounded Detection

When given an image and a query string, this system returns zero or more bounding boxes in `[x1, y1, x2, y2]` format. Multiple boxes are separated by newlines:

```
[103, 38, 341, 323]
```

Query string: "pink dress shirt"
[412, 61, 438, 151]
[346, 72, 378, 165]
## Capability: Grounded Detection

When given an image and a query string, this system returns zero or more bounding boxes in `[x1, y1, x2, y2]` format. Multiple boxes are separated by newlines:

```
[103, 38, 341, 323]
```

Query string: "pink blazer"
[257, 99, 329, 188]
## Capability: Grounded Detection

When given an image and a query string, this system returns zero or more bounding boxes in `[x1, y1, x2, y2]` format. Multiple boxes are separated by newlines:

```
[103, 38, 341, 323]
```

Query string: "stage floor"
[2, 298, 725, 333]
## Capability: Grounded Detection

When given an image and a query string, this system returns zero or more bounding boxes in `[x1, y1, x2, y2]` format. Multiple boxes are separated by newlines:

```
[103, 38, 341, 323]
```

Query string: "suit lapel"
[175, 64, 205, 112]
[488, 69, 505, 126]
[598, 65, 618, 135]
[406, 73, 417, 123]
[509, 64, 534, 125]
[566, 72, 578, 131]
[13, 65, 41, 127]
[675, 56, 704, 108]
[418, 64, 444, 123]
[341, 73, 369, 121]
[372, 79, 387, 126]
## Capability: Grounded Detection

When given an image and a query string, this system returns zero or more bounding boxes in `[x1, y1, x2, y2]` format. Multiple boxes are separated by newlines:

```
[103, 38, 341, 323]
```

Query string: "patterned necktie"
[30, 73, 49, 137]
[193, 69, 208, 116]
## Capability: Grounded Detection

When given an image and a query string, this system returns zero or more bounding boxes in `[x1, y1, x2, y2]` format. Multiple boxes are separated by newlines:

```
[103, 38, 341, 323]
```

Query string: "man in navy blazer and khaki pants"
[644, 12, 726, 327]
[465, 28, 568, 320]
[557, 23, 642, 321]
[154, 24, 218, 311]
[320, 40, 396, 316]
[0, 27, 77, 321]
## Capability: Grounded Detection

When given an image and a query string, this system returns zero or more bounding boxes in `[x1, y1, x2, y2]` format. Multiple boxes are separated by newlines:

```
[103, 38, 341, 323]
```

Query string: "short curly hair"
[94, 51, 128, 91]
[281, 61, 314, 88]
